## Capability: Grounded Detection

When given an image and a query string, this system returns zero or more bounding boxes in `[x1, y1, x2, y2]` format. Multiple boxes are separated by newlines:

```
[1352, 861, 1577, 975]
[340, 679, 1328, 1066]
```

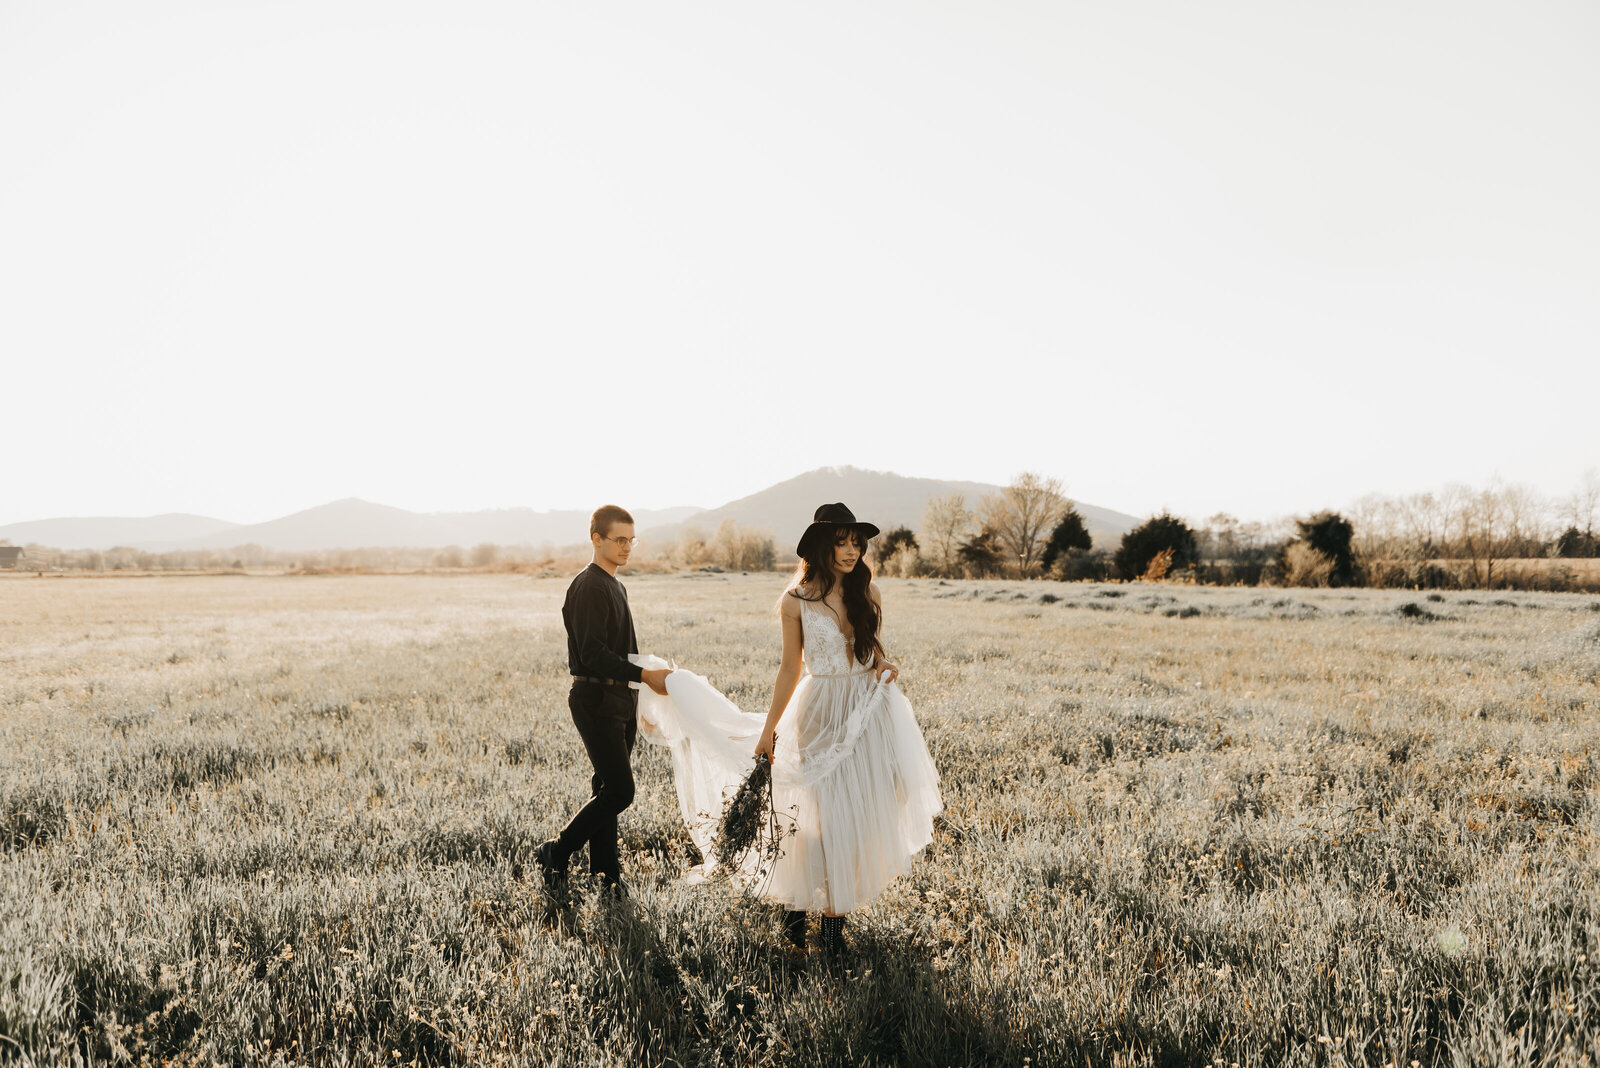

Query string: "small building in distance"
[0, 546, 23, 569]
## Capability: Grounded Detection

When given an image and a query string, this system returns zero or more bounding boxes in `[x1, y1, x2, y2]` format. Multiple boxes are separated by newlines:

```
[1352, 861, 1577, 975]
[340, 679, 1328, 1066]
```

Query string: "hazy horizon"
[3, 1, 1595, 529]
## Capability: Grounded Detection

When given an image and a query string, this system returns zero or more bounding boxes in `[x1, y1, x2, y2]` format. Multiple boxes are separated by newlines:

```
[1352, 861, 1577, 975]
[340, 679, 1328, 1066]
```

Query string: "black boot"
[819, 914, 846, 955]
[782, 910, 807, 950]
[534, 839, 569, 894]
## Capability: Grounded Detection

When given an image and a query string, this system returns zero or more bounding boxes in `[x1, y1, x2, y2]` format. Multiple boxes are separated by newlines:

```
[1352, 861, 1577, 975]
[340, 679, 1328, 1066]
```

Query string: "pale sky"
[3, 0, 1596, 528]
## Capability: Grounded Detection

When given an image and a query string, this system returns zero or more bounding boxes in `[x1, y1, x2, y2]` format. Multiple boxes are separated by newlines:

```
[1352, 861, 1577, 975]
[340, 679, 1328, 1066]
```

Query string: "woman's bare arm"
[755, 591, 804, 759]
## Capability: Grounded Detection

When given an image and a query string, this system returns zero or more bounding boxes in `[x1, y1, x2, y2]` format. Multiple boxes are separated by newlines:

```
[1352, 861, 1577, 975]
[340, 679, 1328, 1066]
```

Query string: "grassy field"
[2, 572, 1597, 1066]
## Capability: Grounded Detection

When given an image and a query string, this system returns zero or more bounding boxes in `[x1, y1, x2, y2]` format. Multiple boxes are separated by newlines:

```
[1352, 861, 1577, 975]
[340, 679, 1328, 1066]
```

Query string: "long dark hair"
[790, 527, 882, 665]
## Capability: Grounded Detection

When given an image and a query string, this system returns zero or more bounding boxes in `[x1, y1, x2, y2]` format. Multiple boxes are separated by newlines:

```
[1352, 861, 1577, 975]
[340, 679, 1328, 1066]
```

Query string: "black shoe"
[599, 877, 630, 903]
[534, 840, 568, 892]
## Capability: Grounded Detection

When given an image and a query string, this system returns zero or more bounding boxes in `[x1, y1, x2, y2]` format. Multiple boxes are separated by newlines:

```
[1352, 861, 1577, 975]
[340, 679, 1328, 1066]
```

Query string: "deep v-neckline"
[805, 595, 854, 645]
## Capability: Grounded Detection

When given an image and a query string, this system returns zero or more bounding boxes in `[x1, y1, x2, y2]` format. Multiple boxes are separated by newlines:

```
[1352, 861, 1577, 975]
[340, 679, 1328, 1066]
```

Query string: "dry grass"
[2, 573, 1598, 1065]
[1443, 558, 1600, 581]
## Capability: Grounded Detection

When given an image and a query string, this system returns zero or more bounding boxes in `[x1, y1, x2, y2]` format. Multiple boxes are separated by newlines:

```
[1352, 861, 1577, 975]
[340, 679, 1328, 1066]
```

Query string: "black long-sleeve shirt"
[562, 563, 643, 683]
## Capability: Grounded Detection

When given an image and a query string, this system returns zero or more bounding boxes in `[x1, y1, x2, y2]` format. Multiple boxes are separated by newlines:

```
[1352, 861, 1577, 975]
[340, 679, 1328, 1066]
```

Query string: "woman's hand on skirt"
[754, 729, 775, 762]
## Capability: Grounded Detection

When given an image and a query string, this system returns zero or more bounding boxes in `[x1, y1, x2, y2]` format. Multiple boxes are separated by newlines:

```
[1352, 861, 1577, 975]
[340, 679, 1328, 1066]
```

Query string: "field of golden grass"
[2, 573, 1597, 1065]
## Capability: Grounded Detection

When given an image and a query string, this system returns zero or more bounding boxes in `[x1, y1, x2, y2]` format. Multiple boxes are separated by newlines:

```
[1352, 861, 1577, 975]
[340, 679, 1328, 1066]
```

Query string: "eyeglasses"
[601, 535, 638, 548]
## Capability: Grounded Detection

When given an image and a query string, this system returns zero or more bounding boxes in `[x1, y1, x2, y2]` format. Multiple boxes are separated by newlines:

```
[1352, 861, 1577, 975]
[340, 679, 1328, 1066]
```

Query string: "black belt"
[571, 675, 630, 687]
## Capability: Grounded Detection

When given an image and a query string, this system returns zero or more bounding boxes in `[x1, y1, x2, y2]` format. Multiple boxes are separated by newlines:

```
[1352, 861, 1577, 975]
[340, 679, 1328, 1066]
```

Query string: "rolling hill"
[642, 466, 1140, 551]
[2, 469, 1140, 553]
[0, 513, 241, 551]
[143, 501, 706, 553]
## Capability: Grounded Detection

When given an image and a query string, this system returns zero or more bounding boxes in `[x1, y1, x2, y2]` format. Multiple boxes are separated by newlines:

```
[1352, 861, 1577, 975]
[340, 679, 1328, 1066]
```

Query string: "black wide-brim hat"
[795, 503, 880, 557]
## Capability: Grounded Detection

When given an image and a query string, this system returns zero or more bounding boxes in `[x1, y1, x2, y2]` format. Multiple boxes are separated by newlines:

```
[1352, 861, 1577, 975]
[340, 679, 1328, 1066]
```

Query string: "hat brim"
[795, 521, 880, 558]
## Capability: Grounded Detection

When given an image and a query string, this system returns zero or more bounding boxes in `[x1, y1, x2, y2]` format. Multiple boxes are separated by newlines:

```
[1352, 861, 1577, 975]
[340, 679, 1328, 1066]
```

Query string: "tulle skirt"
[766, 669, 944, 913]
[633, 656, 943, 915]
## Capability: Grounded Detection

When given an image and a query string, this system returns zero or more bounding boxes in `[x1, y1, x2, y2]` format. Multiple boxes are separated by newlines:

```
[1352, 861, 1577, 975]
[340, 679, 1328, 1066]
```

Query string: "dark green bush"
[1040, 510, 1092, 573]
[1113, 514, 1198, 580]
[1292, 511, 1358, 586]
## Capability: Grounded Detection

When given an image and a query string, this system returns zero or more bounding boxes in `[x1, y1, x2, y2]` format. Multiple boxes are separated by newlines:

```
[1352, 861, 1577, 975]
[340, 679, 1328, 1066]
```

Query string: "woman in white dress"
[752, 502, 944, 955]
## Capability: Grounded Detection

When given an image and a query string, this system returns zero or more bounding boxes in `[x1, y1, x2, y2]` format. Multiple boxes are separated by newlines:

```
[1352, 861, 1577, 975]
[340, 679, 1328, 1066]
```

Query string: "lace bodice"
[799, 596, 860, 677]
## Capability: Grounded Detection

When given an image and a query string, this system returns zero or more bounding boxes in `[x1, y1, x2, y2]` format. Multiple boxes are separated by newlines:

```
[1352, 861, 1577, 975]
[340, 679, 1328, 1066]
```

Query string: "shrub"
[1141, 547, 1175, 582]
[1039, 509, 1092, 573]
[957, 528, 1004, 578]
[1049, 548, 1112, 582]
[874, 527, 919, 576]
[674, 521, 778, 571]
[1282, 541, 1334, 587]
[1291, 512, 1356, 586]
[1114, 513, 1198, 581]
[1557, 526, 1599, 558]
[710, 519, 777, 572]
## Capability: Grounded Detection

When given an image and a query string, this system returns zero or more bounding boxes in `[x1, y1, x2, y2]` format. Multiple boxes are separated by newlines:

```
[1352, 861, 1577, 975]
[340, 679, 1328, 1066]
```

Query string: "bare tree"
[978, 472, 1070, 576]
[672, 526, 712, 567]
[1449, 484, 1494, 586]
[1348, 494, 1399, 566]
[919, 493, 972, 577]
[1403, 490, 1451, 559]
[1451, 480, 1547, 587]
[1565, 467, 1600, 539]
[1198, 513, 1241, 561]
[1499, 482, 1548, 558]
[709, 518, 777, 571]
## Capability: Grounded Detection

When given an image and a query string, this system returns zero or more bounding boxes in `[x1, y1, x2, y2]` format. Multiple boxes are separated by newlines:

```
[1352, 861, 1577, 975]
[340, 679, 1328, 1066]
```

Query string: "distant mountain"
[643, 466, 1141, 551]
[148, 500, 706, 553]
[149, 499, 439, 552]
[0, 502, 704, 553]
[2, 470, 1142, 554]
[0, 513, 240, 551]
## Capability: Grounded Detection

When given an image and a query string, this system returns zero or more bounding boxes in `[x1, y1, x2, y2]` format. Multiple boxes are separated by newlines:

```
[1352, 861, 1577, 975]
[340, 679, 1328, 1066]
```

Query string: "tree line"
[1, 542, 557, 573]
[869, 470, 1600, 592]
[0, 521, 780, 577]
[7, 469, 1596, 590]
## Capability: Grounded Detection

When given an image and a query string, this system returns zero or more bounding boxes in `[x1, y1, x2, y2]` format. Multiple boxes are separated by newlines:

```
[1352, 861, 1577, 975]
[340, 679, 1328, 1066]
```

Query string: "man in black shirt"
[536, 505, 671, 896]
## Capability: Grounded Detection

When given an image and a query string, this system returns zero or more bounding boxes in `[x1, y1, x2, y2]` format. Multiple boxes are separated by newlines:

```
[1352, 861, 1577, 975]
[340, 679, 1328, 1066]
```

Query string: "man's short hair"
[591, 505, 635, 538]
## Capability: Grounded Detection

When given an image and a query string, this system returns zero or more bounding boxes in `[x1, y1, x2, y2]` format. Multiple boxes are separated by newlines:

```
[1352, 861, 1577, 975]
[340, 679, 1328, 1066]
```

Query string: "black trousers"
[554, 681, 638, 883]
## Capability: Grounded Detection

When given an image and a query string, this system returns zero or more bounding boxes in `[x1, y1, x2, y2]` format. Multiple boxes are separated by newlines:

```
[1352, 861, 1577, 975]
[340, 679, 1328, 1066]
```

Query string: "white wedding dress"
[632, 597, 943, 914]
